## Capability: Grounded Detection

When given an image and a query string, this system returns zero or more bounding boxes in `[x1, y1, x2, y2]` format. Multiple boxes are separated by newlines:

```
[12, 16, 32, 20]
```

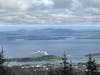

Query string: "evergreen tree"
[85, 53, 100, 75]
[61, 50, 73, 75]
[0, 47, 11, 75]
[48, 51, 73, 75]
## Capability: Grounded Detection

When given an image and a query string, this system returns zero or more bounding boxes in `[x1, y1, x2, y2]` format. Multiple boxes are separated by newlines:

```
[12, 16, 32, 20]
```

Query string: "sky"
[0, 0, 100, 25]
[0, 25, 100, 31]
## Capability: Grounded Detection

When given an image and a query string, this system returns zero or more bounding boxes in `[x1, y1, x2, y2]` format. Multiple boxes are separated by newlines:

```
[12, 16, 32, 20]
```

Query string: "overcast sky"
[0, 25, 100, 31]
[0, 0, 100, 25]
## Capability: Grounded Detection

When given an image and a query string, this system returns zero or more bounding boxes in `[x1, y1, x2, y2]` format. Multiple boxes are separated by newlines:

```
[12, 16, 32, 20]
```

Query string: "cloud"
[52, 0, 72, 9]
[0, 0, 100, 25]
[0, 0, 29, 11]
[81, 0, 100, 8]
[32, 0, 54, 6]
[0, 0, 54, 11]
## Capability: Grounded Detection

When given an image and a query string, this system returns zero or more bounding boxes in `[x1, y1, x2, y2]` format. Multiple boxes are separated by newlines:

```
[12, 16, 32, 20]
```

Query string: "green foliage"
[0, 48, 12, 75]
[48, 67, 73, 75]
[85, 53, 100, 75]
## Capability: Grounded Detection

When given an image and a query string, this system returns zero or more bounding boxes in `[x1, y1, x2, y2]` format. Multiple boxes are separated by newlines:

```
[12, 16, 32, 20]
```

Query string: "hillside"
[0, 28, 100, 40]
[5, 55, 62, 62]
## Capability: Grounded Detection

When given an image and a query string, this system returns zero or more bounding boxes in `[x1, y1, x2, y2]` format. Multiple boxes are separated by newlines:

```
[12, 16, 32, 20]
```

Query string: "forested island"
[5, 55, 62, 62]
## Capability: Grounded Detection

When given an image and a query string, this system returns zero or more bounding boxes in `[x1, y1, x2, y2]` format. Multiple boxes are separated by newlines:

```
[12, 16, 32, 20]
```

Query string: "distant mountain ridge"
[0, 28, 100, 40]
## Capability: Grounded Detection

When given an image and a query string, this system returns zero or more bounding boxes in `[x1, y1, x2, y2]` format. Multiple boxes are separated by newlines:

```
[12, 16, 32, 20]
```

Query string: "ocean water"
[1, 38, 100, 65]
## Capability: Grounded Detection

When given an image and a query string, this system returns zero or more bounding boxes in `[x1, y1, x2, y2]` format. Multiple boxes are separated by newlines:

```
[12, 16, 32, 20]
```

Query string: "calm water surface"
[1, 38, 100, 65]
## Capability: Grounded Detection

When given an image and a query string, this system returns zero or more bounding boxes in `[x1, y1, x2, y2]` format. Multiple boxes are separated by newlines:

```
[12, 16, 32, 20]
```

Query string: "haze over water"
[0, 25, 100, 65]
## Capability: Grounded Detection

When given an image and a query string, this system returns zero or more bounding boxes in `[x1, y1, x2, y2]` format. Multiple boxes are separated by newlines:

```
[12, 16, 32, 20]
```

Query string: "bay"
[1, 38, 100, 65]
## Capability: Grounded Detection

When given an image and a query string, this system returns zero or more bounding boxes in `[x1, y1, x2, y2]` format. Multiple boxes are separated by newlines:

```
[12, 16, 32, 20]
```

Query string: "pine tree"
[0, 47, 11, 75]
[48, 51, 73, 75]
[61, 50, 73, 75]
[0, 47, 5, 75]
[85, 53, 100, 75]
